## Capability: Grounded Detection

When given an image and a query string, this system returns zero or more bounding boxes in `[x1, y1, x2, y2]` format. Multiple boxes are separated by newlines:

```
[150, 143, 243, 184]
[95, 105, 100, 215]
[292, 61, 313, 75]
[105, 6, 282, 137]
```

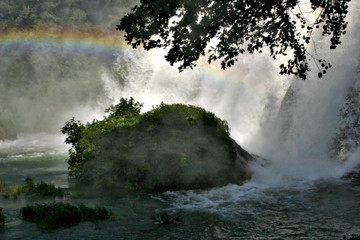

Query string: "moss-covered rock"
[62, 98, 253, 193]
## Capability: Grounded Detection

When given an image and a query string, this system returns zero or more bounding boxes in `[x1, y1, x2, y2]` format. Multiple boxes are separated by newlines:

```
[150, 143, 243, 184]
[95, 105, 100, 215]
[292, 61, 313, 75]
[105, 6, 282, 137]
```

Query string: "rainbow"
[0, 28, 130, 54]
[0, 27, 230, 82]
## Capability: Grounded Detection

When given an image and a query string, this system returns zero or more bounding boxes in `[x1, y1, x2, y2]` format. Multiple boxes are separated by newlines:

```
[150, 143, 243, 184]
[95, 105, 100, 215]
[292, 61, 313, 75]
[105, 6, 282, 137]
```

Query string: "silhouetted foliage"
[117, 0, 352, 79]
[20, 202, 111, 229]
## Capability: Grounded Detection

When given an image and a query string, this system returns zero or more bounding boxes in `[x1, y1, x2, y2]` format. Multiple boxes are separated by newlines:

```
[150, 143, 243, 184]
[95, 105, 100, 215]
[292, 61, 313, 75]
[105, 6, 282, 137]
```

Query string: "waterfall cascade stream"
[0, 1, 359, 239]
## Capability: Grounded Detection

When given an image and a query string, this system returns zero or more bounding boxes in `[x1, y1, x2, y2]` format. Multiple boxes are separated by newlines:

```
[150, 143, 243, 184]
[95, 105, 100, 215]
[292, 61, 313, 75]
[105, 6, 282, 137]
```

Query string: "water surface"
[0, 147, 359, 240]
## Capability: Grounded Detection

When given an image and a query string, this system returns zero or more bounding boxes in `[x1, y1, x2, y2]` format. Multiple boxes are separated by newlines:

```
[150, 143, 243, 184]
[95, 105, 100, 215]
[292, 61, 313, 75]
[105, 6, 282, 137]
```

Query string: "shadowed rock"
[62, 98, 254, 194]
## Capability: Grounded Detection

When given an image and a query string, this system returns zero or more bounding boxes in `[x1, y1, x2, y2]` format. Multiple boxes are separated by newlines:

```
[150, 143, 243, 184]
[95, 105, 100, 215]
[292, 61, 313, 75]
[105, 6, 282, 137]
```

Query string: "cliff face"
[62, 99, 253, 194]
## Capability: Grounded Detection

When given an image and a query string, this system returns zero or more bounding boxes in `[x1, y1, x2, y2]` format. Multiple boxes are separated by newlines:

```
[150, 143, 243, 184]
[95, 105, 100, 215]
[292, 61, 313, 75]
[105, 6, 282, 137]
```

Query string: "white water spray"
[96, 1, 360, 187]
[0, 1, 358, 188]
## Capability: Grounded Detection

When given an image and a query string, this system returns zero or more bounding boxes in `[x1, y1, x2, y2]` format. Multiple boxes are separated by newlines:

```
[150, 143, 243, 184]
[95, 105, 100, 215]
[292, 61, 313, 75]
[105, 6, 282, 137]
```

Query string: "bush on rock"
[62, 98, 252, 193]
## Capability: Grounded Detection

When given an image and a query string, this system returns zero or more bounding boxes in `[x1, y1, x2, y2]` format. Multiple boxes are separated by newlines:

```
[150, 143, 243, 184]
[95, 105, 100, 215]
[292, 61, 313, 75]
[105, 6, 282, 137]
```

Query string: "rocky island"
[62, 98, 253, 194]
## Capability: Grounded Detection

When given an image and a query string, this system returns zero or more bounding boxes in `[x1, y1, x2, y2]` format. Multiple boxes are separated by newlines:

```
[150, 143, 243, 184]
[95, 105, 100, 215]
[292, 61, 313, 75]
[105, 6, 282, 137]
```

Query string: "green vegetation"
[0, 181, 22, 199]
[0, 208, 5, 229]
[62, 98, 251, 193]
[0, 177, 66, 199]
[20, 202, 111, 229]
[22, 177, 66, 198]
[78, 204, 111, 222]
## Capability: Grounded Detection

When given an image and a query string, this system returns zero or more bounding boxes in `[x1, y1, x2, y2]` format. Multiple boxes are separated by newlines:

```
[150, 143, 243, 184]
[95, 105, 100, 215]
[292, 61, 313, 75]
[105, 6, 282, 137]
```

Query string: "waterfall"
[99, 0, 360, 184]
[0, 0, 358, 184]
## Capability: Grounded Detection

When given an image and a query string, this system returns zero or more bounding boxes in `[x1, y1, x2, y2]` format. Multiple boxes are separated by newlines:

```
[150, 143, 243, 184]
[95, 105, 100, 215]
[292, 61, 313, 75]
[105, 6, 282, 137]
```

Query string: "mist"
[0, 0, 359, 183]
[97, 0, 360, 183]
[1, 1, 360, 239]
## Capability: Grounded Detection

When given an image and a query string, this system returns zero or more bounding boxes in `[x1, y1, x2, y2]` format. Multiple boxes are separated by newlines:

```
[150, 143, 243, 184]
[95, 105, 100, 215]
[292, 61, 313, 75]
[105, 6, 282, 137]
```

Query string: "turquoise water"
[0, 139, 360, 239]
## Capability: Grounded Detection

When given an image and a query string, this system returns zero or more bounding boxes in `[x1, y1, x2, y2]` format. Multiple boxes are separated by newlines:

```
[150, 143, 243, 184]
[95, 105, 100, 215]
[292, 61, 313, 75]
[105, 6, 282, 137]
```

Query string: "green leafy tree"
[105, 97, 143, 118]
[117, 0, 351, 80]
[61, 117, 85, 177]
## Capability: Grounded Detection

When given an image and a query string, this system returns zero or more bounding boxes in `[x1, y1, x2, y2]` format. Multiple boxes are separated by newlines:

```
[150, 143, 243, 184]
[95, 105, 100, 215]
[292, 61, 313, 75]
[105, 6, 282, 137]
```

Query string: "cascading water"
[0, 0, 359, 239]
[99, 0, 360, 186]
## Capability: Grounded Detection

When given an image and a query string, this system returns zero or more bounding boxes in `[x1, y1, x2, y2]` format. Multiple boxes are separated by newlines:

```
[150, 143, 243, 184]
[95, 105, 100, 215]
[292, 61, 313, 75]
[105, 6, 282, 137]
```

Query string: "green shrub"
[21, 203, 80, 229]
[21, 177, 65, 198]
[20, 202, 111, 229]
[0, 181, 23, 199]
[0, 208, 5, 228]
[0, 181, 12, 199]
[0, 177, 66, 199]
[78, 204, 111, 221]
[32, 181, 65, 198]
[22, 177, 36, 193]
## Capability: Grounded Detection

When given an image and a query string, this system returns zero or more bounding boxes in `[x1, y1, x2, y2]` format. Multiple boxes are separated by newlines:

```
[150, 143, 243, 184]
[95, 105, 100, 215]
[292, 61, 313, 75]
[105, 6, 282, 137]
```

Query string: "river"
[0, 134, 359, 240]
